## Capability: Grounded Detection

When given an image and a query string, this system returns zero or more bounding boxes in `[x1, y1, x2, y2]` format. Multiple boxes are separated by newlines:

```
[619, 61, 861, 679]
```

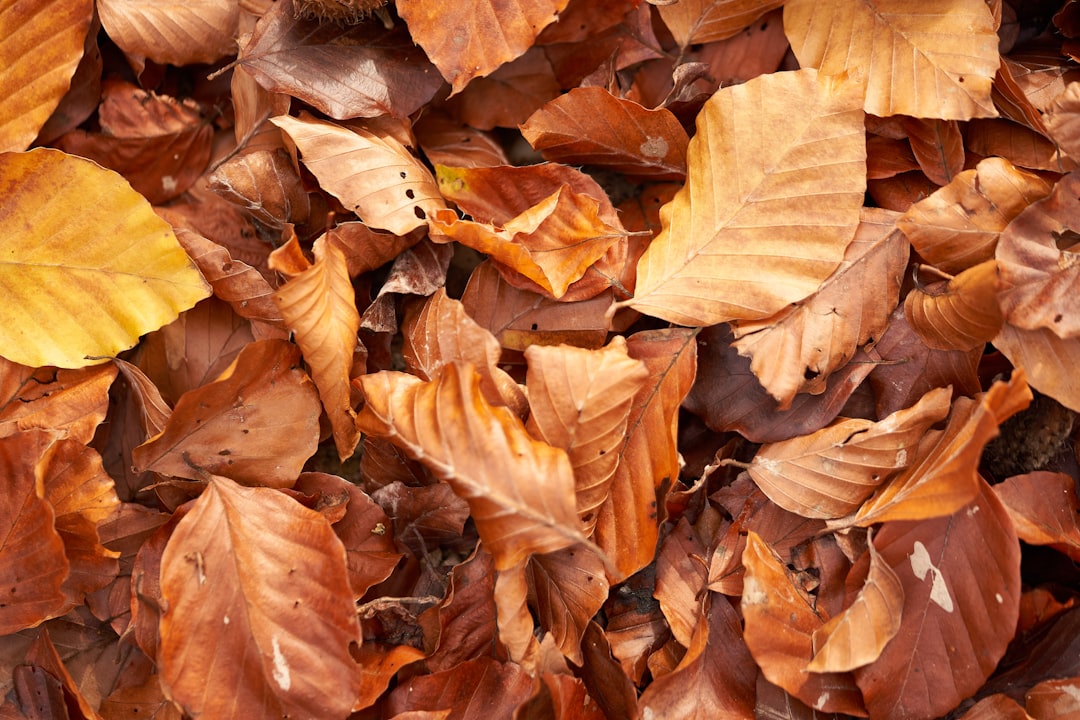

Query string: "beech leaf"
[96, 0, 238, 69]
[657, 0, 785, 47]
[624, 68, 866, 326]
[0, 149, 211, 369]
[159, 474, 363, 719]
[905, 260, 1004, 351]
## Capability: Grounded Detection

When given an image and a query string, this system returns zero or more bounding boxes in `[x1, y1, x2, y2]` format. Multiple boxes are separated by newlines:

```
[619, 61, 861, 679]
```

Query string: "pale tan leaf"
[159, 474, 362, 719]
[274, 238, 361, 461]
[731, 208, 908, 408]
[808, 535, 904, 673]
[905, 260, 1003, 351]
[658, 0, 785, 47]
[993, 324, 1080, 413]
[0, 0, 93, 153]
[897, 157, 1052, 275]
[355, 364, 588, 570]
[271, 113, 446, 235]
[524, 338, 649, 536]
[749, 387, 952, 520]
[97, 0, 239, 70]
[625, 68, 866, 326]
[784, 0, 1000, 119]
[1045, 81, 1080, 158]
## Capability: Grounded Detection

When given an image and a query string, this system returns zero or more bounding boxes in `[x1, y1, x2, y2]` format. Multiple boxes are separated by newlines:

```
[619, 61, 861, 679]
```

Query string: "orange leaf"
[132, 340, 322, 488]
[520, 87, 689, 179]
[992, 323, 1080, 413]
[0, 431, 69, 634]
[848, 371, 1032, 527]
[274, 238, 361, 460]
[271, 113, 445, 235]
[355, 364, 588, 570]
[0, 360, 117, 444]
[905, 260, 1004, 351]
[429, 186, 624, 299]
[657, 0, 784, 47]
[900, 117, 966, 186]
[749, 386, 952, 519]
[853, 481, 1021, 719]
[625, 68, 866, 326]
[396, 0, 569, 94]
[385, 657, 533, 717]
[808, 533, 904, 672]
[784, 0, 999, 119]
[97, 0, 238, 70]
[731, 208, 908, 408]
[0, 0, 93, 152]
[594, 329, 697, 578]
[159, 474, 362, 719]
[994, 471, 1080, 562]
[528, 544, 610, 665]
[524, 337, 649, 535]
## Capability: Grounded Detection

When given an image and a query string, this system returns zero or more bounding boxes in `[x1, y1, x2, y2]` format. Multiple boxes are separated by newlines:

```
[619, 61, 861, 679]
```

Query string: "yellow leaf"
[624, 68, 865, 326]
[0, 148, 211, 369]
[784, 0, 1000, 120]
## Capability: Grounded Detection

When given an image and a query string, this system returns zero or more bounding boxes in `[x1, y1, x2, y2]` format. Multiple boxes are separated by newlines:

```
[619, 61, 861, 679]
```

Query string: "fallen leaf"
[96, 0, 238, 70]
[657, 0, 785, 47]
[528, 544, 610, 665]
[0, 361, 117, 444]
[994, 471, 1080, 562]
[905, 260, 1003, 351]
[901, 117, 966, 186]
[384, 657, 533, 718]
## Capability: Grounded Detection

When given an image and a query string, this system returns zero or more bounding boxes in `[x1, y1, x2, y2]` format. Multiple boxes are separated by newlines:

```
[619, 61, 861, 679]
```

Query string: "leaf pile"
[3, 1, 1080, 718]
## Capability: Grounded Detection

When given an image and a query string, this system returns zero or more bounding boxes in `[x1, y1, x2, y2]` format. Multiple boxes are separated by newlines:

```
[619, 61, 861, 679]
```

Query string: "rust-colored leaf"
[992, 323, 1080, 413]
[994, 471, 1080, 562]
[0, 360, 117, 444]
[355, 364, 588, 570]
[784, 0, 999, 119]
[97, 0, 237, 70]
[528, 544, 610, 665]
[901, 117, 966, 186]
[384, 657, 533, 718]
[625, 68, 866, 325]
[159, 474, 362, 719]
[905, 260, 1003, 351]
[274, 238, 361, 461]
[207, 148, 311, 231]
[132, 340, 322, 488]
[658, 0, 785, 47]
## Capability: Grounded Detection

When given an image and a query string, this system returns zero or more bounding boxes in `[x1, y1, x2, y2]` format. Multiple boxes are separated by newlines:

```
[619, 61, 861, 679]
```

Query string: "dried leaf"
[905, 260, 1003, 351]
[159, 474, 362, 719]
[207, 149, 311, 230]
[0, 0, 93, 153]
[0, 361, 117, 444]
[97, 0, 238, 69]
[528, 544, 610, 665]
[0, 148, 211, 369]
[132, 340, 322, 488]
[749, 387, 952, 520]
[274, 238, 361, 461]
[1044, 80, 1080, 158]
[271, 113, 446, 235]
[994, 471, 1080, 562]
[355, 364, 588, 570]
[901, 117, 966, 186]
[658, 0, 785, 47]
[784, 0, 999, 119]
[992, 324, 1080, 413]
[625, 68, 866, 325]
[385, 657, 533, 718]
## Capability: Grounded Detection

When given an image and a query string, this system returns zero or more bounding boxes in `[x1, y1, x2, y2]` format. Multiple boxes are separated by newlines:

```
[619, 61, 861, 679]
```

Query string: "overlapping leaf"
[657, 0, 785, 47]
[96, 0, 238, 69]
[0, 360, 117, 443]
[0, 149, 211, 369]
[159, 474, 362, 719]
[274, 238, 361, 461]
[784, 0, 1000, 119]
[905, 260, 1003, 351]
[994, 471, 1080, 561]
[625, 68, 866, 326]
[355, 363, 588, 570]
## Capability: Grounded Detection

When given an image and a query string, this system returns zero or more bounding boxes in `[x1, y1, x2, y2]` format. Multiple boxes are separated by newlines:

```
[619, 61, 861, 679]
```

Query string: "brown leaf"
[97, 0, 237, 70]
[384, 657, 533, 718]
[355, 364, 588, 570]
[905, 260, 1003, 351]
[521, 88, 689, 179]
[207, 148, 311, 230]
[0, 432, 69, 634]
[396, 0, 569, 94]
[0, 0, 93, 153]
[901, 117, 966, 186]
[595, 328, 697, 578]
[414, 113, 510, 169]
[657, 0, 785, 47]
[443, 47, 562, 131]
[992, 323, 1080, 412]
[524, 338, 649, 535]
[853, 481, 1021, 719]
[654, 514, 711, 646]
[625, 68, 866, 325]
[1044, 80, 1080, 158]
[403, 289, 527, 416]
[748, 386, 952, 520]
[274, 238, 361, 461]
[994, 471, 1080, 562]
[730, 208, 908, 408]
[966, 117, 1077, 173]
[324, 222, 422, 278]
[807, 534, 903, 672]
[421, 548, 498, 673]
[528, 544, 610, 665]
[637, 594, 757, 719]
[353, 643, 427, 713]
[0, 360, 117, 444]
[784, 0, 999, 119]
[132, 339, 322, 487]
[159, 474, 362, 719]
[240, 0, 442, 120]
[361, 240, 454, 334]
[271, 113, 446, 235]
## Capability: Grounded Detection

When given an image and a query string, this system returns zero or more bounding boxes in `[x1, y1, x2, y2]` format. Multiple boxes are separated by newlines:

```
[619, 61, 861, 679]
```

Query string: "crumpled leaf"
[784, 0, 1000, 119]
[159, 474, 363, 719]
[905, 260, 1003, 351]
[132, 340, 322, 488]
[625, 68, 866, 326]
[97, 0, 238, 70]
[207, 148, 310, 231]
[748, 387, 952, 520]
[240, 0, 442, 120]
[524, 338, 649, 536]
[274, 238, 361, 461]
[271, 113, 446, 235]
[0, 148, 211, 369]
[355, 363, 589, 571]
[520, 87, 689, 179]
[0, 0, 93, 153]
[396, 0, 569, 94]
[0, 360, 117, 444]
